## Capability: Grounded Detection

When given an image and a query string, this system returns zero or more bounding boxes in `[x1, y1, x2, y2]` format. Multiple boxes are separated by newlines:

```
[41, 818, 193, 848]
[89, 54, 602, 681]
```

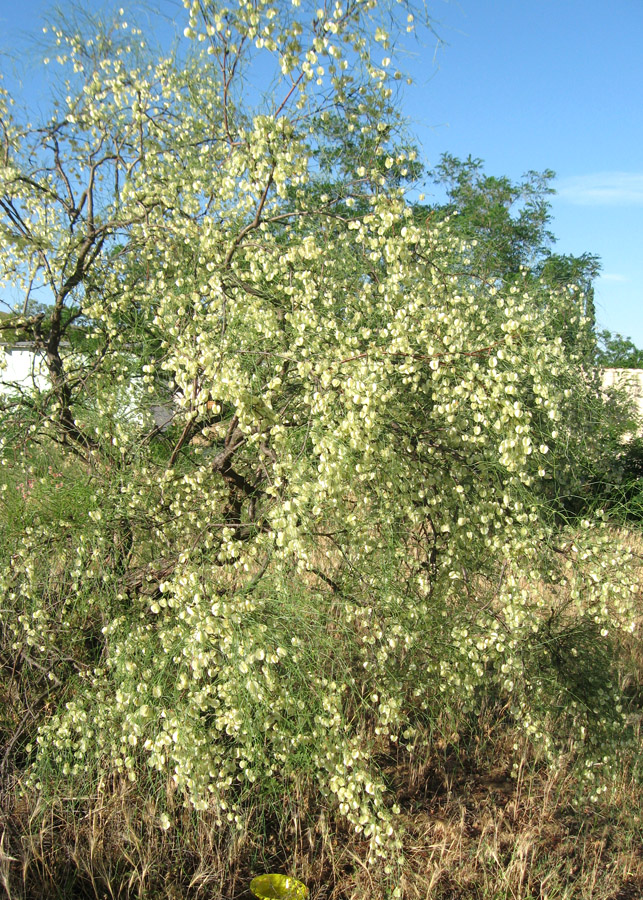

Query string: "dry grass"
[394, 729, 643, 900]
[2, 711, 642, 900]
[1, 535, 642, 900]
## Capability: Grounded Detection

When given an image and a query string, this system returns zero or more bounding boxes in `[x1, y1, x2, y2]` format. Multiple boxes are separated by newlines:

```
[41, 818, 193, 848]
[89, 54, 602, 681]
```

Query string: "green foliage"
[417, 157, 627, 516]
[424, 155, 601, 352]
[427, 152, 556, 278]
[0, 0, 640, 885]
[596, 330, 643, 368]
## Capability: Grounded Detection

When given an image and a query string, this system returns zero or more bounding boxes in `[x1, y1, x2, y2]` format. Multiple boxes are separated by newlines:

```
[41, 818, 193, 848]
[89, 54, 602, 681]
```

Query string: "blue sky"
[403, 0, 643, 346]
[2, 0, 642, 346]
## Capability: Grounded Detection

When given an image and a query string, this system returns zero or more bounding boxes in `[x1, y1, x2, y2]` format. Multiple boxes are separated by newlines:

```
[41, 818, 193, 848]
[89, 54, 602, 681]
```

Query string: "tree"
[427, 152, 556, 278]
[596, 330, 643, 368]
[425, 154, 601, 343]
[418, 156, 631, 514]
[0, 0, 639, 885]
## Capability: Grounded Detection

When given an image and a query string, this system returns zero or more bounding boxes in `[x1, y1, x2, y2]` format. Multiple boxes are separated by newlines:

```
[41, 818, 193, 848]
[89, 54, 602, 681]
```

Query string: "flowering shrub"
[0, 0, 639, 881]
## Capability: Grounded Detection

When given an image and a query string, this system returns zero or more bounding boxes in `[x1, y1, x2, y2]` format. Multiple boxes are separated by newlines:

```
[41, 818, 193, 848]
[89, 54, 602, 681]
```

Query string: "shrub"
[0, 0, 639, 886]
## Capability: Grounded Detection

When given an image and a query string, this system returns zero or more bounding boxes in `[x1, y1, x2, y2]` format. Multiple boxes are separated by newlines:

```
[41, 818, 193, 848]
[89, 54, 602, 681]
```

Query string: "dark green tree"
[423, 154, 600, 348]
[426, 152, 556, 278]
[595, 330, 643, 368]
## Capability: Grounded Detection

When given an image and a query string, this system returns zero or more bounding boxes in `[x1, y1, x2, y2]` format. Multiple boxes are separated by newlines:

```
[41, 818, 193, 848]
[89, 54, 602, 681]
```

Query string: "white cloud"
[598, 272, 629, 283]
[556, 172, 643, 205]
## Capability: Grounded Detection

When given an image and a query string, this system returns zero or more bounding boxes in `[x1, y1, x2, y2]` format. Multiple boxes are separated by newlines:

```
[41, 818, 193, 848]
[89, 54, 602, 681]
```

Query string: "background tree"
[596, 329, 643, 368]
[426, 152, 556, 278]
[423, 154, 600, 344]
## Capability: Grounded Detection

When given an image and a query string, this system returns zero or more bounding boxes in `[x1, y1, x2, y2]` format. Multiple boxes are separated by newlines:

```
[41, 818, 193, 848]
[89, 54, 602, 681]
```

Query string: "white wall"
[0, 344, 174, 430]
[0, 346, 50, 393]
[602, 368, 643, 429]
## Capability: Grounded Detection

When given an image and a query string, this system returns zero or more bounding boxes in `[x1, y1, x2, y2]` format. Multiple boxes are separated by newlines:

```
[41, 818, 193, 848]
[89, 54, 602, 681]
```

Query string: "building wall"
[0, 344, 174, 430]
[0, 345, 50, 393]
[602, 368, 643, 429]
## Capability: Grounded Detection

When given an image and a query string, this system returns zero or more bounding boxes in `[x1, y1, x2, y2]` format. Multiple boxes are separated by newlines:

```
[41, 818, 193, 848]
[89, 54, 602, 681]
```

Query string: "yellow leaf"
[250, 874, 309, 900]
